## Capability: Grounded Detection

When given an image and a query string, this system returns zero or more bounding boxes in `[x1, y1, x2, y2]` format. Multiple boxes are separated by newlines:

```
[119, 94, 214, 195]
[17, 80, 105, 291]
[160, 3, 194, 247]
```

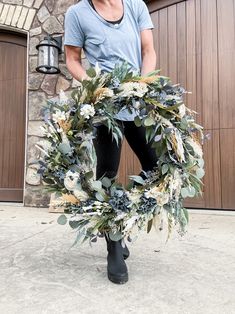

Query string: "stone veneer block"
[45, 0, 55, 13]
[17, 6, 28, 28]
[37, 5, 50, 23]
[28, 90, 47, 119]
[28, 121, 45, 137]
[29, 36, 39, 55]
[25, 166, 41, 186]
[56, 76, 70, 94]
[27, 136, 41, 164]
[29, 26, 41, 36]
[29, 56, 38, 72]
[53, 0, 74, 15]
[41, 75, 58, 95]
[28, 73, 44, 91]
[33, 0, 44, 9]
[23, 0, 34, 7]
[42, 16, 63, 34]
[0, 5, 10, 24]
[23, 8, 36, 30]
[5, 5, 15, 25]
[24, 186, 50, 207]
[3, 0, 22, 4]
[11, 5, 22, 26]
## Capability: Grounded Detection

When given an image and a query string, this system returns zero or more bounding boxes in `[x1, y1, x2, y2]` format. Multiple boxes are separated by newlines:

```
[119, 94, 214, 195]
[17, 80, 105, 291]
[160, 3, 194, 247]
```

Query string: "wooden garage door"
[0, 31, 27, 202]
[118, 0, 235, 210]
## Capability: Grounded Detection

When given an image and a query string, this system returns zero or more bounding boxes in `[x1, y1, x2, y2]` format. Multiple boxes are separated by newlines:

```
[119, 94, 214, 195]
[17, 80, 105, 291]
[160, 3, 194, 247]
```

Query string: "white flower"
[119, 82, 148, 98]
[186, 137, 203, 157]
[126, 188, 141, 204]
[73, 189, 89, 202]
[64, 170, 80, 191]
[52, 109, 68, 123]
[178, 103, 186, 117]
[80, 104, 95, 119]
[59, 90, 68, 104]
[93, 201, 103, 207]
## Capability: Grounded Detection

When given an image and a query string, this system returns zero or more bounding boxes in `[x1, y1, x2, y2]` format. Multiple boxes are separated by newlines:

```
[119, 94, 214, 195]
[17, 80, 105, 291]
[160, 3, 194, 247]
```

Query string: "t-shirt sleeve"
[64, 7, 85, 47]
[137, 0, 154, 31]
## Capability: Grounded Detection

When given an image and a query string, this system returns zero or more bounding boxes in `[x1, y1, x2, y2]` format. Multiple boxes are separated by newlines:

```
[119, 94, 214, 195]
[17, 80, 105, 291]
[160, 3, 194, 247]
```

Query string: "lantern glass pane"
[48, 46, 59, 72]
[38, 45, 49, 72]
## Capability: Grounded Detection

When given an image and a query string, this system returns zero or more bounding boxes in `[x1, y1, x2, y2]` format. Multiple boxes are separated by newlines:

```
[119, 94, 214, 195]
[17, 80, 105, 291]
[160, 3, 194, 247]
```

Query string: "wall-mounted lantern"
[36, 34, 62, 74]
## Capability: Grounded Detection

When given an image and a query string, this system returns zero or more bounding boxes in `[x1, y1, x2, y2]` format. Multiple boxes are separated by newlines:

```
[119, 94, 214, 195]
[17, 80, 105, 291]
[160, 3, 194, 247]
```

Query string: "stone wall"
[0, 0, 88, 207]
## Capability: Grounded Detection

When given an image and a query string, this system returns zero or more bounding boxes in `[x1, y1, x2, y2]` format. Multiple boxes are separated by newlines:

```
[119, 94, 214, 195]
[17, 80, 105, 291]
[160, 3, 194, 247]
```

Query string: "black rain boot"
[105, 235, 128, 284]
[105, 234, 130, 260]
[122, 239, 130, 260]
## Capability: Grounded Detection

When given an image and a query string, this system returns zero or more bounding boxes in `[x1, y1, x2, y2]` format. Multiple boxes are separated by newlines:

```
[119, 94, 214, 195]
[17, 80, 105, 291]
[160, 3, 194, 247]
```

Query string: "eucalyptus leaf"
[91, 180, 102, 191]
[86, 67, 96, 78]
[134, 115, 142, 127]
[129, 175, 145, 185]
[58, 143, 72, 155]
[144, 117, 155, 126]
[57, 214, 67, 225]
[187, 186, 196, 197]
[181, 188, 189, 198]
[108, 231, 123, 241]
[101, 177, 112, 188]
[147, 219, 153, 233]
[196, 168, 205, 179]
[69, 220, 81, 229]
[85, 171, 94, 180]
[183, 207, 189, 223]
[161, 164, 169, 175]
[95, 192, 105, 201]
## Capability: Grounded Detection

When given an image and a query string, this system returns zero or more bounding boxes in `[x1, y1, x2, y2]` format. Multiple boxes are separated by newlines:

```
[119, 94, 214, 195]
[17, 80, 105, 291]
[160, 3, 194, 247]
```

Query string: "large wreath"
[37, 63, 205, 245]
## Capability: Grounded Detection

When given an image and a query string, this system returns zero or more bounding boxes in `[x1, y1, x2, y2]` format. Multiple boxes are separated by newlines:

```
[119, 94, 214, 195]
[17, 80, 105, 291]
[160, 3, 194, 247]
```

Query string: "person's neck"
[92, 0, 119, 6]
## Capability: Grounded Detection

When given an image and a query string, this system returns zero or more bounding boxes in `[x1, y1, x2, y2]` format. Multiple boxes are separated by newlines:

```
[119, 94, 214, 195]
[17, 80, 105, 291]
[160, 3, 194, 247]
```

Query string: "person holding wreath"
[64, 0, 157, 284]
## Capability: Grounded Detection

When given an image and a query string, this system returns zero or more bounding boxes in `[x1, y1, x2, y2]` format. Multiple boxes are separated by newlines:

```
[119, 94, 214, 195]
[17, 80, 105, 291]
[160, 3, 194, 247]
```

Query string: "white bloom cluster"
[73, 189, 89, 202]
[126, 188, 141, 204]
[119, 82, 148, 98]
[80, 104, 95, 119]
[52, 109, 69, 123]
[64, 170, 80, 191]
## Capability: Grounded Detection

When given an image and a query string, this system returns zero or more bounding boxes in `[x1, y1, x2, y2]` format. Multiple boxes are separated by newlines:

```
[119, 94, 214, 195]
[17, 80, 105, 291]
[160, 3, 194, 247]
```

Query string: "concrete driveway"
[0, 204, 234, 314]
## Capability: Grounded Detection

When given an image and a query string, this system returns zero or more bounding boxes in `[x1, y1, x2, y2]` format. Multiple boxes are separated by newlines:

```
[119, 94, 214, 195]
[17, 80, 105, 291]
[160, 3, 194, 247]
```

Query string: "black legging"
[92, 120, 158, 180]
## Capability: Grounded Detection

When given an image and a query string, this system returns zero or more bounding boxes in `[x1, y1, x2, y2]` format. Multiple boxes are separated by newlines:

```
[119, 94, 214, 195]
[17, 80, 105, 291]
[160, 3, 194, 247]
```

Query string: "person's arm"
[64, 45, 88, 82]
[140, 29, 156, 76]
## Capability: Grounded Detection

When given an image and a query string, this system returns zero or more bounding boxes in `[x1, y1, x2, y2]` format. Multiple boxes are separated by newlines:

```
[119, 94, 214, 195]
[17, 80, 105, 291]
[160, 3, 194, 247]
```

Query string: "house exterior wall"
[0, 0, 89, 206]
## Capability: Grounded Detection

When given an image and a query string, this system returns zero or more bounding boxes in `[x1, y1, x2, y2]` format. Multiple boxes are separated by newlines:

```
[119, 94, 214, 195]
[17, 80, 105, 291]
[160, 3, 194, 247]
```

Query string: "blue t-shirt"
[64, 0, 154, 121]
